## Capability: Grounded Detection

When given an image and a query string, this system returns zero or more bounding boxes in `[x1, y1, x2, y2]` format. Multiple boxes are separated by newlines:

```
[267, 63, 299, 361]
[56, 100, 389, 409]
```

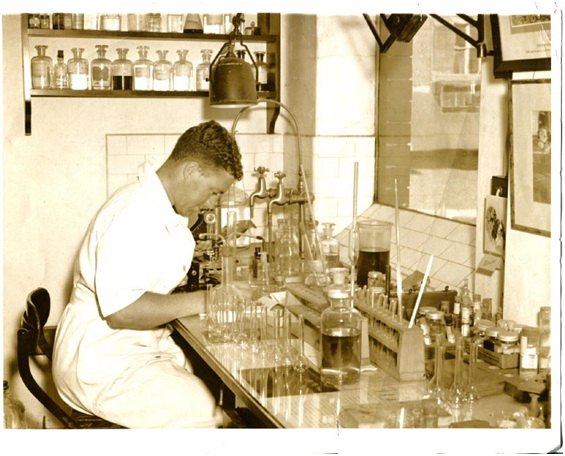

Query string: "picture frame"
[509, 79, 551, 237]
[484, 195, 506, 256]
[490, 14, 551, 79]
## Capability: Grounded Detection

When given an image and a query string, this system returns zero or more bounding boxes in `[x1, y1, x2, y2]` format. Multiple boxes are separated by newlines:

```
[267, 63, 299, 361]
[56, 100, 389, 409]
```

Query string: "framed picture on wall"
[490, 14, 551, 79]
[484, 195, 506, 256]
[510, 79, 551, 237]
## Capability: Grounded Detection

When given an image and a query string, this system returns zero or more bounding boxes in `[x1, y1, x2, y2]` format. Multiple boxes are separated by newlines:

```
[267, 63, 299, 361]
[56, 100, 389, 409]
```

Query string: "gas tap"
[249, 166, 270, 217]
[268, 171, 288, 210]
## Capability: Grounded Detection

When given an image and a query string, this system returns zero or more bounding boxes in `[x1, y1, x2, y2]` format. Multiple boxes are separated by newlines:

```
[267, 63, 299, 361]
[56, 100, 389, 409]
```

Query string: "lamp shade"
[209, 51, 258, 108]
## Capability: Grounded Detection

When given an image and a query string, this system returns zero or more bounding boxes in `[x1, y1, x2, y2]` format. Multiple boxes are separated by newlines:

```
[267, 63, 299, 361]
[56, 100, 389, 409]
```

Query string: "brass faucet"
[249, 166, 270, 218]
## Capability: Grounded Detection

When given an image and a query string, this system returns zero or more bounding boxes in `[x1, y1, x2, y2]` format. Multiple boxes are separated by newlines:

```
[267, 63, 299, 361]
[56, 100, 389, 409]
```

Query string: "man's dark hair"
[169, 120, 243, 180]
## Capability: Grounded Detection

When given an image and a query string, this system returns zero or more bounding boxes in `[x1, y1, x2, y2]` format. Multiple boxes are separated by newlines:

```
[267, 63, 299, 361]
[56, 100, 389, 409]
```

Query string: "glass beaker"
[112, 48, 133, 90]
[196, 49, 212, 91]
[356, 220, 392, 287]
[68, 47, 89, 90]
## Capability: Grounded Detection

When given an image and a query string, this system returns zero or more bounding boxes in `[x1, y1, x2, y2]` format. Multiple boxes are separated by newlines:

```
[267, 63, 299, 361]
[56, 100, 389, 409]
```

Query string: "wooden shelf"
[30, 89, 277, 99]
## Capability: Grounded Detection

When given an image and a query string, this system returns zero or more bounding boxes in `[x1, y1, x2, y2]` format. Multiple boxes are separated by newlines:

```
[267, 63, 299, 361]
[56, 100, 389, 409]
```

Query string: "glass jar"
[68, 48, 89, 90]
[173, 49, 193, 91]
[203, 14, 224, 34]
[112, 48, 133, 90]
[147, 13, 162, 32]
[153, 50, 172, 91]
[53, 50, 68, 89]
[133, 46, 153, 90]
[128, 14, 147, 32]
[28, 14, 41, 29]
[471, 319, 495, 347]
[52, 13, 65, 30]
[91, 44, 112, 90]
[39, 14, 50, 29]
[254, 51, 269, 91]
[426, 310, 445, 344]
[320, 287, 362, 386]
[484, 326, 502, 351]
[31, 45, 53, 89]
[196, 49, 212, 91]
[495, 330, 519, 354]
[100, 14, 121, 31]
[520, 327, 540, 380]
[71, 13, 84, 30]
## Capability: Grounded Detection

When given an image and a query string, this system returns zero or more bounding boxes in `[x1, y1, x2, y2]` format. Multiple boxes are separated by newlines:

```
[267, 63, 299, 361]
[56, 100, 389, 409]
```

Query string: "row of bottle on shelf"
[27, 13, 262, 35]
[31, 45, 269, 92]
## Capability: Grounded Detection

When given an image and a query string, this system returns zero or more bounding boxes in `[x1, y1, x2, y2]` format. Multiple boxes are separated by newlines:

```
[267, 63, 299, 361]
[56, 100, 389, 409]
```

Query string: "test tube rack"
[355, 299, 426, 382]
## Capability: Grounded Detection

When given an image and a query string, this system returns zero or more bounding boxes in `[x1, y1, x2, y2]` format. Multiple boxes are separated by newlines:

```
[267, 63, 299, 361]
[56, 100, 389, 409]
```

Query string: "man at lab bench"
[53, 120, 243, 428]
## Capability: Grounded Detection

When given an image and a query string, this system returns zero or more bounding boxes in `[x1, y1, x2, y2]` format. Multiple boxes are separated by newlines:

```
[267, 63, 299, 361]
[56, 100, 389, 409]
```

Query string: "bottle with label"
[4, 381, 26, 429]
[321, 222, 340, 269]
[196, 49, 213, 91]
[520, 327, 540, 380]
[452, 296, 461, 330]
[278, 221, 300, 278]
[254, 51, 269, 91]
[153, 50, 172, 91]
[173, 49, 193, 91]
[91, 45, 112, 90]
[52, 50, 68, 89]
[112, 48, 133, 90]
[320, 287, 362, 386]
[472, 293, 482, 324]
[459, 280, 473, 337]
[133, 46, 153, 90]
[67, 47, 89, 90]
[31, 45, 53, 89]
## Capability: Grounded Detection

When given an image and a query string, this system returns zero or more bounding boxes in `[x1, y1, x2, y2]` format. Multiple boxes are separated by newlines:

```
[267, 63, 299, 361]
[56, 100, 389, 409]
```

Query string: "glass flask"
[196, 49, 213, 91]
[254, 51, 269, 91]
[91, 45, 112, 90]
[183, 14, 204, 33]
[173, 49, 193, 91]
[133, 46, 153, 90]
[4, 381, 26, 429]
[67, 47, 89, 90]
[112, 48, 133, 90]
[321, 222, 340, 269]
[31, 45, 53, 89]
[465, 342, 480, 403]
[52, 50, 68, 89]
[320, 288, 362, 386]
[447, 338, 467, 408]
[153, 50, 172, 91]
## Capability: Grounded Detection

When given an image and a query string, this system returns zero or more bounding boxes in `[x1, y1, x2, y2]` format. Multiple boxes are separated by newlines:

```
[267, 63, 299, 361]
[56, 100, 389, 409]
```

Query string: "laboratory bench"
[171, 310, 545, 430]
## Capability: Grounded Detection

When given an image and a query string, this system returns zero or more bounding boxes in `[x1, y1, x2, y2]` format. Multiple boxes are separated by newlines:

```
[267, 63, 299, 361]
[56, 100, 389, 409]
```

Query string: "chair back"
[17, 288, 80, 429]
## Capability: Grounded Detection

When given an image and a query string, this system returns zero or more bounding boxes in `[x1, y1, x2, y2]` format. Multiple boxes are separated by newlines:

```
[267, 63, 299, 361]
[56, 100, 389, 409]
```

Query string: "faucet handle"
[274, 171, 287, 180]
[254, 166, 269, 176]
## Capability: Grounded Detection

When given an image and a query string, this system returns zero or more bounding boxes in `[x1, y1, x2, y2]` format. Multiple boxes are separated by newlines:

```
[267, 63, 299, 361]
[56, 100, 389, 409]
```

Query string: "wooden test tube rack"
[355, 300, 426, 381]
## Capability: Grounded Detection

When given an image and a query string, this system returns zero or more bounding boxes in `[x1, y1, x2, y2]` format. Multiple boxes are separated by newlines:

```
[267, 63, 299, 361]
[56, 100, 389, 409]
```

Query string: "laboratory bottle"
[278, 222, 300, 278]
[183, 14, 203, 33]
[100, 14, 121, 31]
[452, 296, 461, 330]
[320, 288, 362, 386]
[196, 49, 213, 91]
[133, 46, 153, 91]
[459, 280, 473, 337]
[153, 50, 172, 91]
[254, 51, 269, 91]
[31, 45, 53, 89]
[67, 48, 89, 90]
[91, 45, 112, 90]
[52, 50, 68, 89]
[236, 50, 246, 60]
[520, 327, 540, 380]
[4, 381, 26, 429]
[321, 222, 340, 269]
[203, 14, 224, 34]
[112, 48, 133, 90]
[28, 13, 41, 29]
[173, 49, 193, 91]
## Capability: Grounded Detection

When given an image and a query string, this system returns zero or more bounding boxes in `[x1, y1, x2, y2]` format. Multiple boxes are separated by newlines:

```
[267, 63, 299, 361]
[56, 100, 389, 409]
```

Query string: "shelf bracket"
[363, 14, 428, 53]
[430, 14, 492, 58]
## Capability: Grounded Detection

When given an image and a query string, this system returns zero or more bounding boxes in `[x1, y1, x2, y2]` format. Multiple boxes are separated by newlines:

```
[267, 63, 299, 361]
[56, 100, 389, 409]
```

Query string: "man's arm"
[105, 290, 206, 330]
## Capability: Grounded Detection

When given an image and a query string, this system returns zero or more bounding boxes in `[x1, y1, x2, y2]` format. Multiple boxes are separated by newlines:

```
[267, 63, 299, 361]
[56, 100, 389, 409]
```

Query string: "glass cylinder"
[68, 47, 89, 90]
[465, 342, 480, 403]
[31, 45, 53, 89]
[447, 338, 466, 408]
[320, 288, 362, 386]
[100, 14, 121, 31]
[356, 220, 392, 287]
[91, 44, 112, 90]
[254, 51, 269, 91]
[173, 49, 193, 91]
[147, 13, 162, 32]
[112, 48, 133, 90]
[133, 46, 153, 91]
[196, 49, 212, 91]
[520, 327, 540, 380]
[53, 50, 68, 89]
[152, 50, 172, 91]
[428, 340, 445, 401]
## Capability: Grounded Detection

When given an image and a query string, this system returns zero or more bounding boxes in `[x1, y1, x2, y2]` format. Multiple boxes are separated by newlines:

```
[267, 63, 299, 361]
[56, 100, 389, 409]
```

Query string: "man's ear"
[183, 161, 200, 179]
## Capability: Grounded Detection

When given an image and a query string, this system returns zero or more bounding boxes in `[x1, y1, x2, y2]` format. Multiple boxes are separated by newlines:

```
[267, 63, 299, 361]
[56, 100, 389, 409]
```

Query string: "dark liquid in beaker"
[356, 249, 390, 287]
[112, 75, 132, 90]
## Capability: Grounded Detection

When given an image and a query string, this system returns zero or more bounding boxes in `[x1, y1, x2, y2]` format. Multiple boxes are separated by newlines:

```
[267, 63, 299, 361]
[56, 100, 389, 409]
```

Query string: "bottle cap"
[476, 319, 495, 331]
[486, 327, 502, 337]
[327, 288, 350, 299]
[497, 331, 519, 342]
[426, 310, 444, 321]
[57, 50, 64, 58]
